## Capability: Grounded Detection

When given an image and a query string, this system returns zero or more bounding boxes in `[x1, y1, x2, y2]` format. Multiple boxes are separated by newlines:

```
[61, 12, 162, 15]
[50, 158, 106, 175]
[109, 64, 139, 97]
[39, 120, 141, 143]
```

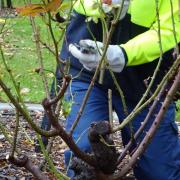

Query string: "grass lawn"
[0, 1, 62, 102]
[176, 101, 180, 121]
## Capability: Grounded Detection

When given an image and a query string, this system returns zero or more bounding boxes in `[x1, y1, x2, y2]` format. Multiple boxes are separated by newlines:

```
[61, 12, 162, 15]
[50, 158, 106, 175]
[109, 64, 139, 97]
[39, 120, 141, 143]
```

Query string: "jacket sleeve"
[121, 0, 180, 66]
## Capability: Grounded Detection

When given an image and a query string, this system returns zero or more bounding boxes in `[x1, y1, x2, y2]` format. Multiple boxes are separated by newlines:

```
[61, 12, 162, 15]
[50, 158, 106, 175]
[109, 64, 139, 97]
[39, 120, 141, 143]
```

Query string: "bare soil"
[0, 8, 17, 18]
[0, 109, 66, 180]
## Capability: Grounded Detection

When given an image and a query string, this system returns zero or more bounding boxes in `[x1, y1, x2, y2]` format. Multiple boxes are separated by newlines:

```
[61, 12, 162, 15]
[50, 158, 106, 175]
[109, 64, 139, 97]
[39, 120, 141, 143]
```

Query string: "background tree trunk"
[0, 0, 12, 9]
[7, 0, 12, 8]
[0, 0, 5, 9]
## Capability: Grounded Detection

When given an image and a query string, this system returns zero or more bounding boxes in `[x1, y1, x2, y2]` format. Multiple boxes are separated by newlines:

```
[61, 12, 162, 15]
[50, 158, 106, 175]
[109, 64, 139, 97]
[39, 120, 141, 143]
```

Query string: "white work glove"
[69, 40, 126, 73]
[102, 0, 130, 20]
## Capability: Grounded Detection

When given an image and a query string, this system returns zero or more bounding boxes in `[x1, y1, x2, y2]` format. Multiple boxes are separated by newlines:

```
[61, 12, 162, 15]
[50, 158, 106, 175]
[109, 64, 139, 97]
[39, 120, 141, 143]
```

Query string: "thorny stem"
[108, 67, 128, 115]
[11, 108, 20, 157]
[108, 67, 135, 140]
[0, 122, 13, 145]
[46, 75, 71, 106]
[0, 78, 58, 137]
[30, 16, 50, 98]
[0, 38, 57, 137]
[100, 135, 121, 148]
[9, 155, 49, 180]
[99, 17, 109, 84]
[0, 44, 27, 111]
[57, 0, 75, 45]
[39, 39, 56, 56]
[112, 55, 180, 132]
[178, 0, 180, 21]
[36, 134, 69, 180]
[70, 0, 126, 135]
[112, 0, 172, 132]
[42, 98, 97, 167]
[47, 11, 64, 76]
[108, 89, 113, 128]
[116, 81, 168, 165]
[113, 69, 180, 179]
[39, 137, 54, 170]
[170, 0, 179, 55]
[130, 0, 163, 113]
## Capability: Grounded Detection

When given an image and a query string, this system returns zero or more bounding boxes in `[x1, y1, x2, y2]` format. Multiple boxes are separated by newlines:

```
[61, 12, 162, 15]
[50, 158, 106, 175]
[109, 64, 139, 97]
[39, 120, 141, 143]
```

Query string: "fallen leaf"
[0, 142, 3, 148]
[0, 18, 5, 23]
[0, 134, 5, 140]
[20, 88, 30, 95]
[16, 0, 62, 17]
[0, 159, 7, 168]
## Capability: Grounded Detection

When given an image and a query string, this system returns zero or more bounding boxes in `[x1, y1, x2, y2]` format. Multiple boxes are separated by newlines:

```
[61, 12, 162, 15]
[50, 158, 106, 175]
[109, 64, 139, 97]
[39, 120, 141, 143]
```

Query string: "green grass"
[0, 8, 61, 102]
[176, 101, 180, 121]
[13, 0, 40, 6]
[0, 0, 180, 119]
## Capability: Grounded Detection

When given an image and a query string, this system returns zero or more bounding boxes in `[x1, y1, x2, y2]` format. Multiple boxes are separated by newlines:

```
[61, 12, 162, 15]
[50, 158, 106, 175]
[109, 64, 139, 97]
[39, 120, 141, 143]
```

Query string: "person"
[40, 0, 180, 179]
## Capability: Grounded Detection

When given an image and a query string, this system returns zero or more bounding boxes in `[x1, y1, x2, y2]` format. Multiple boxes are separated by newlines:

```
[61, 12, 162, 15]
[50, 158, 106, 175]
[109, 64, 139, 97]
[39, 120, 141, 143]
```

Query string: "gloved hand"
[69, 40, 126, 73]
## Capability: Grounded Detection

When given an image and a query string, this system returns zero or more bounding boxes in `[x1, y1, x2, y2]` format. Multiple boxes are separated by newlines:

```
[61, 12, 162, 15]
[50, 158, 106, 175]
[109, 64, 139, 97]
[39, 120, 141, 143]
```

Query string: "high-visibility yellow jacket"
[74, 0, 180, 66]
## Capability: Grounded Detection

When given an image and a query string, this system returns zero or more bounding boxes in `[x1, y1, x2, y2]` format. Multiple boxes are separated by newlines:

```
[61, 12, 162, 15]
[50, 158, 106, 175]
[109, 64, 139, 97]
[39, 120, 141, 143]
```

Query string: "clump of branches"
[0, 0, 179, 179]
